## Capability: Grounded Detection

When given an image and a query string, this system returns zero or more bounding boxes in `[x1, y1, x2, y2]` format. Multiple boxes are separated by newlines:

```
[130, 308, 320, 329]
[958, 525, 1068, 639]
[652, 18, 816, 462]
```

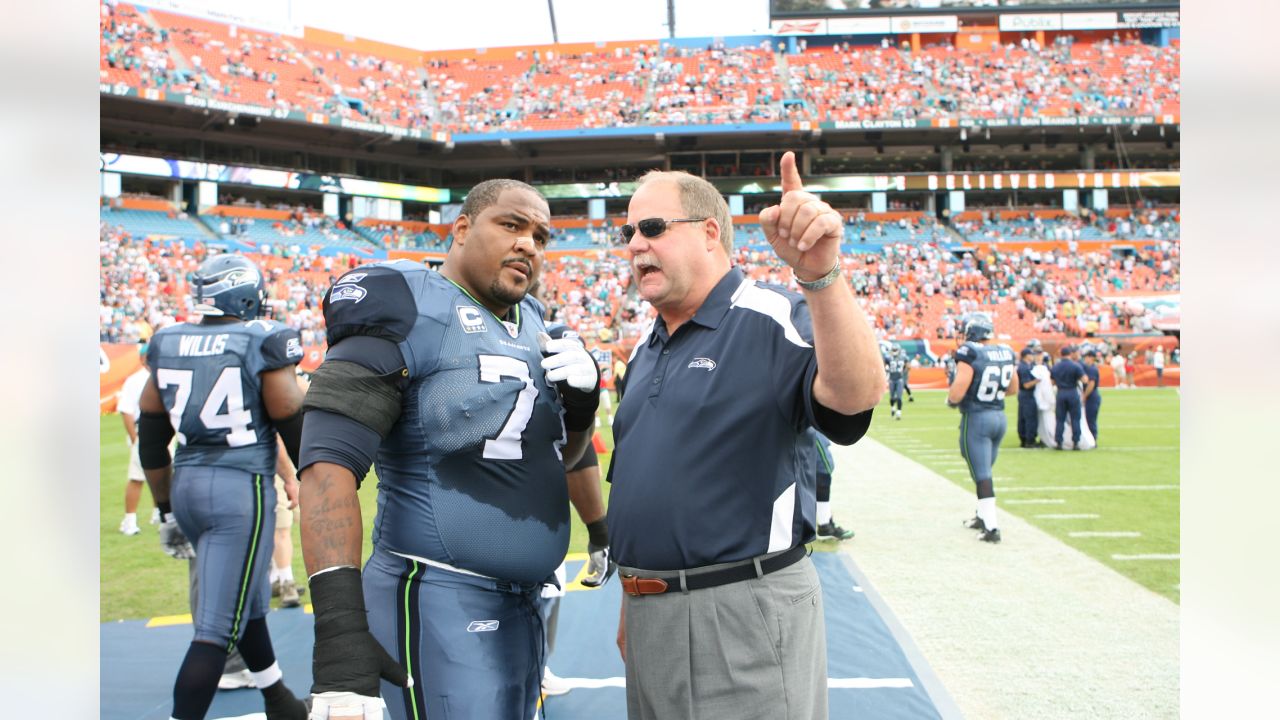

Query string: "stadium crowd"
[100, 201, 1180, 351]
[101, 1, 1179, 137]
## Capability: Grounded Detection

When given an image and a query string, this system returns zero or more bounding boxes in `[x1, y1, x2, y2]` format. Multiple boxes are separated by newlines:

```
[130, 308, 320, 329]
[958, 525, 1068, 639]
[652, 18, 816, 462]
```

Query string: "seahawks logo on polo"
[688, 357, 717, 371]
[466, 620, 499, 633]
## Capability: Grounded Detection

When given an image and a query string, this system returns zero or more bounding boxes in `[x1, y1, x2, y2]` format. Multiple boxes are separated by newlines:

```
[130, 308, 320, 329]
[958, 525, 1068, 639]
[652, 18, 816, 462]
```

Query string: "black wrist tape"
[586, 518, 609, 548]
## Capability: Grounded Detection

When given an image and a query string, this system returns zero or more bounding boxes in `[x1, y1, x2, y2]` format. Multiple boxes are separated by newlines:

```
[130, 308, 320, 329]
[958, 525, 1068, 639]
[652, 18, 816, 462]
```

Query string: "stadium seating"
[101, 2, 1180, 135]
[100, 207, 215, 243]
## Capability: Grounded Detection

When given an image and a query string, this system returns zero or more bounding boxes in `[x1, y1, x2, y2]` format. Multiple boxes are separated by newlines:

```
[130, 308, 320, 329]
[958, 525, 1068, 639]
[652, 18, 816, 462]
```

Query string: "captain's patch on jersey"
[457, 305, 487, 333]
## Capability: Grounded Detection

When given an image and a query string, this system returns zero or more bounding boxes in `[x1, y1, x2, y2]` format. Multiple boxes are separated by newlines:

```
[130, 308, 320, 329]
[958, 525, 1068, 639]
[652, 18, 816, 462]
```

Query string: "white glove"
[537, 332, 598, 393]
[158, 519, 195, 560]
[310, 691, 386, 719]
[581, 543, 616, 588]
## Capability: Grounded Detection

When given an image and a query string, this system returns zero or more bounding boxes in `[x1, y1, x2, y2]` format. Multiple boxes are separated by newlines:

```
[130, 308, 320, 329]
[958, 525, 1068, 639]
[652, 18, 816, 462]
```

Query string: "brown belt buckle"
[620, 574, 669, 597]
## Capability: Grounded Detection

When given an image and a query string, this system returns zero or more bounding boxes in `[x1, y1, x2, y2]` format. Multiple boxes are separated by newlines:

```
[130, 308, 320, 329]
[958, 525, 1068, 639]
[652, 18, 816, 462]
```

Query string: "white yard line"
[830, 437, 1177, 720]
[1001, 484, 1178, 492]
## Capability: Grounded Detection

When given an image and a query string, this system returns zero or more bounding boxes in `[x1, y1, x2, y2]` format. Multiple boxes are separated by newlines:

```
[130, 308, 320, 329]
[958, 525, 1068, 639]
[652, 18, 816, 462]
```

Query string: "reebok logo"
[688, 357, 717, 371]
[467, 620, 500, 633]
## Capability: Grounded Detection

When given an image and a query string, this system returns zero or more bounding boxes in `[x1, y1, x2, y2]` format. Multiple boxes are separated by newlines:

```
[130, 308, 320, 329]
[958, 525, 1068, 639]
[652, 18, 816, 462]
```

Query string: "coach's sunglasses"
[619, 217, 707, 242]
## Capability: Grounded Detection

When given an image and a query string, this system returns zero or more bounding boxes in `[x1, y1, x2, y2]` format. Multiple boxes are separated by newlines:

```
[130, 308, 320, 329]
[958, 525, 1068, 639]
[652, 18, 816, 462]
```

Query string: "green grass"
[100, 406, 617, 623]
[868, 388, 1180, 602]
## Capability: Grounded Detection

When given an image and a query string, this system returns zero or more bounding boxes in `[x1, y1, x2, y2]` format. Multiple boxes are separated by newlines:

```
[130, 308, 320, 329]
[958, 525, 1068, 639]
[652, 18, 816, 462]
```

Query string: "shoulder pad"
[259, 324, 304, 370]
[545, 321, 578, 341]
[522, 294, 548, 324]
[323, 264, 419, 346]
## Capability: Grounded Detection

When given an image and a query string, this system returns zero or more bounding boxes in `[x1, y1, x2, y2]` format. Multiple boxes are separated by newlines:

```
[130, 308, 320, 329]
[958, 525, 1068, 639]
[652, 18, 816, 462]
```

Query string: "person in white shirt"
[1109, 350, 1127, 388]
[1153, 346, 1166, 387]
[1032, 352, 1057, 449]
[116, 343, 152, 536]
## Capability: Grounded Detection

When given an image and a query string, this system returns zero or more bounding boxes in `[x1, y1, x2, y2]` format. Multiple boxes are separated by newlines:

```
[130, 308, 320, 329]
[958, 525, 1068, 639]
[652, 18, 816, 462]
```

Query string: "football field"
[868, 387, 1180, 602]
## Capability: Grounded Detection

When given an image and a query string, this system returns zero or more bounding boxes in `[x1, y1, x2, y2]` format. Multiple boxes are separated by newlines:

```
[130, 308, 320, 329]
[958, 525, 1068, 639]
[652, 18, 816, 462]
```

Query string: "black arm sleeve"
[274, 411, 304, 469]
[298, 409, 382, 488]
[137, 411, 175, 470]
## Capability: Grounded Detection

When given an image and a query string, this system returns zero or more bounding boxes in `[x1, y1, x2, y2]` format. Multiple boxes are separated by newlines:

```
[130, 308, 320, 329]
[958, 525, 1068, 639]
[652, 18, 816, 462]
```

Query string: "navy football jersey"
[148, 319, 302, 475]
[955, 341, 1016, 413]
[886, 355, 906, 380]
[322, 261, 569, 584]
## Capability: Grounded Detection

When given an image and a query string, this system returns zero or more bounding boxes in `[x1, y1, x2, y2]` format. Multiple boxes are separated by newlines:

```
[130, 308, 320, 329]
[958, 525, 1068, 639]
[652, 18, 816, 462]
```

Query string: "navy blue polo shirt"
[1016, 360, 1036, 397]
[606, 267, 872, 571]
[1082, 362, 1101, 398]
[1050, 358, 1085, 391]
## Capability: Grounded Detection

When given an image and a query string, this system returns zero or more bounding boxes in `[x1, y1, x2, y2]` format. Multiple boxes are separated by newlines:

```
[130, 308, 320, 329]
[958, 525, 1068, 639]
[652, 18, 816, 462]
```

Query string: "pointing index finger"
[780, 151, 803, 194]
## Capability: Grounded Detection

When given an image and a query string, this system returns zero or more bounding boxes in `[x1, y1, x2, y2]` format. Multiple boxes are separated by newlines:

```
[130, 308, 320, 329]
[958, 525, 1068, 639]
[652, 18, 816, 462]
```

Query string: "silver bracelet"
[795, 261, 842, 291]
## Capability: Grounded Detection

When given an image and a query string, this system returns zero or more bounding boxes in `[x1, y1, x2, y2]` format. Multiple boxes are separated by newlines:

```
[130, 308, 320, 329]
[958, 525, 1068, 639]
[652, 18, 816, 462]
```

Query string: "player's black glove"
[537, 332, 601, 432]
[310, 567, 410, 699]
[581, 518, 616, 588]
[157, 505, 195, 560]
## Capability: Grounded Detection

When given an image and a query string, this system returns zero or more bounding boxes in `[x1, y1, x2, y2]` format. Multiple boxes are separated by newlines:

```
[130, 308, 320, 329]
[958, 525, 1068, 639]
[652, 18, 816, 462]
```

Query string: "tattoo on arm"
[299, 463, 365, 575]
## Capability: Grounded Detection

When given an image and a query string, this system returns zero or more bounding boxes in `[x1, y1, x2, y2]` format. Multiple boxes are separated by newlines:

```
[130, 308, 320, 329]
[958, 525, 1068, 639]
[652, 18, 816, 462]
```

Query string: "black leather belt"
[619, 545, 808, 596]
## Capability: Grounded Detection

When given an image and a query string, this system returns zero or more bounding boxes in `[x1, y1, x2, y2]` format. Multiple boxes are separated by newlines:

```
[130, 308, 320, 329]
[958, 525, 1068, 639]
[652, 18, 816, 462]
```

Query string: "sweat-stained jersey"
[322, 260, 570, 584]
[954, 341, 1016, 413]
[147, 318, 302, 475]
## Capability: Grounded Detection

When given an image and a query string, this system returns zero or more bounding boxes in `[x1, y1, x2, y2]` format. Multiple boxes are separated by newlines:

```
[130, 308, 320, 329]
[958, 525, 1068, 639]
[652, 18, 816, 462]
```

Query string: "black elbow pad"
[137, 412, 175, 469]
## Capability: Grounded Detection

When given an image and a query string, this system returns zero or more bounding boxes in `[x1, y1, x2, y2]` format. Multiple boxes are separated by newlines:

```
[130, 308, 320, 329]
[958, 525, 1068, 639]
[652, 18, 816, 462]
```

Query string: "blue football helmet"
[192, 254, 264, 320]
[962, 312, 994, 342]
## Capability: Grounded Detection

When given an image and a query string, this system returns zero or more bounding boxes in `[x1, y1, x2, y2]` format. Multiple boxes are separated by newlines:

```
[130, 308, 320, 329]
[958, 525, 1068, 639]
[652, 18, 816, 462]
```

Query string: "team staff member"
[297, 179, 600, 720]
[948, 313, 1015, 543]
[1015, 347, 1041, 448]
[138, 254, 309, 720]
[117, 342, 152, 536]
[1081, 346, 1103, 444]
[1051, 345, 1086, 450]
[608, 153, 885, 720]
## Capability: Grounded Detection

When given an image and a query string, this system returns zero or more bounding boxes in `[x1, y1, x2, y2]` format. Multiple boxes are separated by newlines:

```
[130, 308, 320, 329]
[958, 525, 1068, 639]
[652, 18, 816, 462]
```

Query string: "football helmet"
[962, 312, 994, 342]
[191, 254, 264, 320]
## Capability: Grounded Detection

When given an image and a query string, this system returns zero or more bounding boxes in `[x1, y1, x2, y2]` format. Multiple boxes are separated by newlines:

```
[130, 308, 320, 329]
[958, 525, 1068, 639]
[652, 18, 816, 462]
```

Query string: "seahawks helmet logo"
[688, 357, 717, 371]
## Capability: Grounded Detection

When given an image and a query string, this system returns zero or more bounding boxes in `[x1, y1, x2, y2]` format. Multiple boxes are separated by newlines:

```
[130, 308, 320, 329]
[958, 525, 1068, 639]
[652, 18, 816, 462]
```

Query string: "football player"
[297, 179, 600, 720]
[886, 345, 908, 420]
[809, 428, 854, 540]
[137, 253, 309, 719]
[947, 312, 1015, 543]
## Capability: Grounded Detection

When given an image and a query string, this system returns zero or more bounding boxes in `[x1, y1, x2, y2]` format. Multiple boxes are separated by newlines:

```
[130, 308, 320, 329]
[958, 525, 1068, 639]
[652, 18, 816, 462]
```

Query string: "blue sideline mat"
[102, 552, 955, 720]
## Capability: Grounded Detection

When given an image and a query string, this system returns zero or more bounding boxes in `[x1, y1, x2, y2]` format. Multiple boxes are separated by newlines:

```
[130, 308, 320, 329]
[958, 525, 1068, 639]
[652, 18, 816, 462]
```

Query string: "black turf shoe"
[817, 521, 855, 540]
[978, 528, 1002, 544]
[964, 516, 987, 531]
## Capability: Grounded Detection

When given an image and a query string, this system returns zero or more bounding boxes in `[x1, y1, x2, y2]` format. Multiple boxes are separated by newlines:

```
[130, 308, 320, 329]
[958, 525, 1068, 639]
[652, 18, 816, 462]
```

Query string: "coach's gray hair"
[636, 170, 733, 255]
[461, 178, 545, 219]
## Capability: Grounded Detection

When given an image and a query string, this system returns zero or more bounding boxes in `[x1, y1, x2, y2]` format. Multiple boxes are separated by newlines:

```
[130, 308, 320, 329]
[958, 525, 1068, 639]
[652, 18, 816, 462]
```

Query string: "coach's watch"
[795, 261, 842, 291]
